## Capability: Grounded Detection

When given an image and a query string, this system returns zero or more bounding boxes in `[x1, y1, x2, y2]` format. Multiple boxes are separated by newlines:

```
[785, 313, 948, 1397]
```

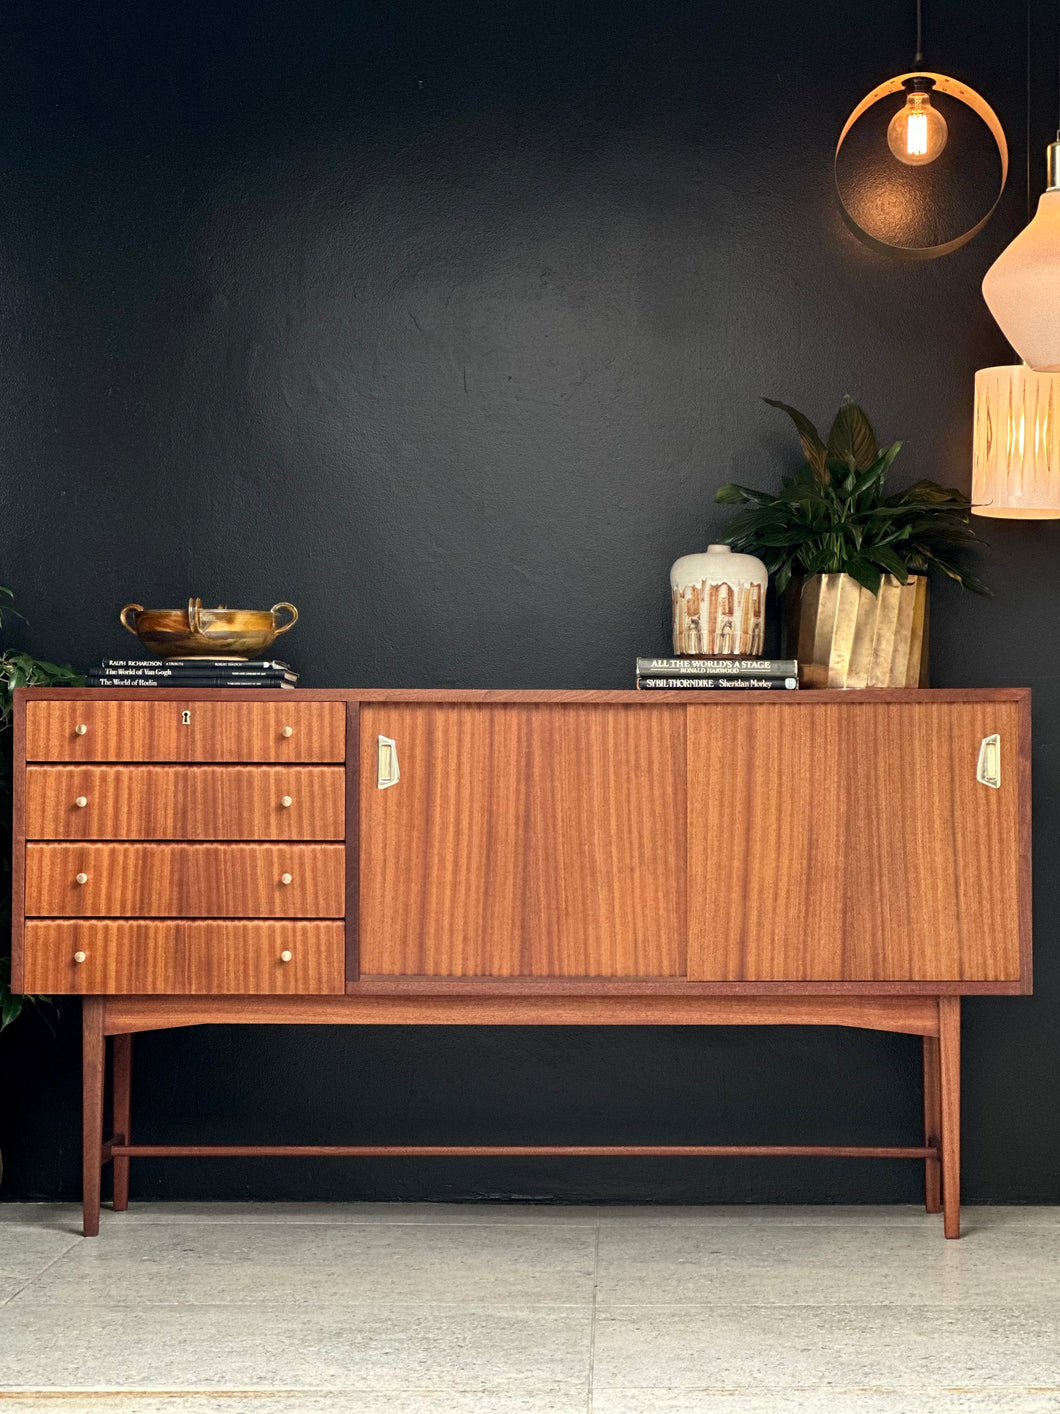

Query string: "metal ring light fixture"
[835, 72, 1008, 260]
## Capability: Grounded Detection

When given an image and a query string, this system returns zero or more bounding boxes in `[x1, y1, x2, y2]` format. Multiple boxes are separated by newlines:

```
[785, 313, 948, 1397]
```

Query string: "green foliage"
[715, 397, 989, 597]
[0, 589, 83, 1030]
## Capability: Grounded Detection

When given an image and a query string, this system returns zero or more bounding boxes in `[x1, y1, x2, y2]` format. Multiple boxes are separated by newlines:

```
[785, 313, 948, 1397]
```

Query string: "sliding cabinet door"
[359, 704, 685, 977]
[687, 700, 1024, 983]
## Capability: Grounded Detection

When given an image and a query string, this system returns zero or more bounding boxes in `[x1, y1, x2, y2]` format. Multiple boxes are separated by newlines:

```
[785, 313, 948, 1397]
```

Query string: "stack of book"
[87, 659, 299, 689]
[635, 657, 799, 690]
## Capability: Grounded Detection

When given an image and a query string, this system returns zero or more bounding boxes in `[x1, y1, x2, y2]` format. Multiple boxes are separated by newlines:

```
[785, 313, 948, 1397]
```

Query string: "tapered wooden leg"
[112, 1033, 132, 1212]
[939, 997, 961, 1239]
[82, 998, 106, 1238]
[922, 1034, 941, 1214]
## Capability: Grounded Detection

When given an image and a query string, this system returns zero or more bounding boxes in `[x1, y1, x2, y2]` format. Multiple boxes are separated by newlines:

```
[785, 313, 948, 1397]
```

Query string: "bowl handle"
[119, 604, 143, 636]
[187, 597, 206, 639]
[271, 602, 299, 636]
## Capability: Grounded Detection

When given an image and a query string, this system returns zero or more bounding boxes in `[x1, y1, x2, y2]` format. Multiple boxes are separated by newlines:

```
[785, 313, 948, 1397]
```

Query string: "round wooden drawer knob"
[280, 796, 293, 808]
[75, 724, 88, 736]
[75, 872, 88, 885]
[281, 726, 294, 738]
[74, 796, 88, 808]
[280, 872, 293, 885]
[280, 950, 293, 963]
[73, 951, 87, 964]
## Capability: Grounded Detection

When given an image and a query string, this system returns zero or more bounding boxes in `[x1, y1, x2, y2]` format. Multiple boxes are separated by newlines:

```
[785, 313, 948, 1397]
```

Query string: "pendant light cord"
[914, 0, 923, 65]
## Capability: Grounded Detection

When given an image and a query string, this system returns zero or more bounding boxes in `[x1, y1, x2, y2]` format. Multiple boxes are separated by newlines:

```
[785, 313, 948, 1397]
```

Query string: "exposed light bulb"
[887, 76, 948, 165]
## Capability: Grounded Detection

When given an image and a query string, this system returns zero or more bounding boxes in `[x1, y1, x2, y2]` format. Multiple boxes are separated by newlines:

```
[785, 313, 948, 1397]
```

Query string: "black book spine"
[88, 675, 294, 688]
[636, 657, 798, 678]
[636, 676, 798, 690]
[99, 659, 292, 672]
[96, 666, 292, 678]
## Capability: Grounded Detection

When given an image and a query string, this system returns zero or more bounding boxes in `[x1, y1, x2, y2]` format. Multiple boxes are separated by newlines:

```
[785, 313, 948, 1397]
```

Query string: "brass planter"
[784, 573, 929, 689]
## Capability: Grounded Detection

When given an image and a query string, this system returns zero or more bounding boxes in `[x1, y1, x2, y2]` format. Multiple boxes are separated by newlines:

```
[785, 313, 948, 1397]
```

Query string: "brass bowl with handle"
[119, 598, 298, 660]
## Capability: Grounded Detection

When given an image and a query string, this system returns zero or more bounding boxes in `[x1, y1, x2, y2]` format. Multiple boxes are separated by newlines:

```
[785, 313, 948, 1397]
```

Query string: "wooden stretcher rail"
[98, 994, 942, 1035]
[107, 1144, 940, 1160]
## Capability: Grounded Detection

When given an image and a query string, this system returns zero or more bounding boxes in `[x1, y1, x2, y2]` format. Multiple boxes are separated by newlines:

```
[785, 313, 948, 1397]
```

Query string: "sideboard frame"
[11, 685, 1030, 1241]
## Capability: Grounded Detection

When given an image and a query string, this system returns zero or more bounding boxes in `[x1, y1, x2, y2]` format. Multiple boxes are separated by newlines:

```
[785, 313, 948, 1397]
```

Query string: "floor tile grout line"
[62, 1220, 604, 1231]
[0, 1234, 84, 1307]
[588, 1385, 1060, 1394]
[586, 1218, 601, 1414]
[0, 1391, 596, 1401]
[2, 1298, 596, 1311]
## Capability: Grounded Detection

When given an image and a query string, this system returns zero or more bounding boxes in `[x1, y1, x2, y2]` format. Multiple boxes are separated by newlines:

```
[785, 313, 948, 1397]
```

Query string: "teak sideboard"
[11, 686, 1032, 1238]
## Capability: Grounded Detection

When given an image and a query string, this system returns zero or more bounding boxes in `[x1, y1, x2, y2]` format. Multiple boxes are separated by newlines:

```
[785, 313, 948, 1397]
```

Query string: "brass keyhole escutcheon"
[181, 710, 192, 725]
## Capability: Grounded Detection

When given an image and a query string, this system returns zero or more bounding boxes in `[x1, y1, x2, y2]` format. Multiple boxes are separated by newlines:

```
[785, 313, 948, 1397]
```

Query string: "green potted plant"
[715, 396, 988, 688]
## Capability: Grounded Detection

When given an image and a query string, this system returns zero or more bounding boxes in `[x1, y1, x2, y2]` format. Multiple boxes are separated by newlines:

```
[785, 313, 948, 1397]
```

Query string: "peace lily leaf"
[715, 483, 776, 506]
[845, 556, 883, 595]
[762, 398, 829, 482]
[827, 396, 878, 474]
[869, 544, 910, 581]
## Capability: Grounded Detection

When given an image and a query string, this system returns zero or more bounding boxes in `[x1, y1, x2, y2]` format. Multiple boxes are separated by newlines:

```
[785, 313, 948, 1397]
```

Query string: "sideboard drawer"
[24, 843, 345, 917]
[25, 766, 345, 840]
[25, 701, 345, 763]
[22, 920, 344, 994]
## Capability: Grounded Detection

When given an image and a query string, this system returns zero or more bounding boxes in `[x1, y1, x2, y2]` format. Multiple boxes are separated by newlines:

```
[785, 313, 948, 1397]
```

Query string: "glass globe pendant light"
[834, 0, 1007, 259]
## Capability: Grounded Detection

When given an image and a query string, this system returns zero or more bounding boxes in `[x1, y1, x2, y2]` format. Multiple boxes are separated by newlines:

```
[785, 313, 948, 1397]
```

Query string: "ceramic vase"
[670, 544, 768, 656]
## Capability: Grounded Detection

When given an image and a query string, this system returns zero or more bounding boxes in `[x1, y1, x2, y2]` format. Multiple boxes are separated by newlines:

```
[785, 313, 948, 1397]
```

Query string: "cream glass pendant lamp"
[975, 3, 1060, 518]
[972, 363, 1060, 518]
[982, 140, 1060, 371]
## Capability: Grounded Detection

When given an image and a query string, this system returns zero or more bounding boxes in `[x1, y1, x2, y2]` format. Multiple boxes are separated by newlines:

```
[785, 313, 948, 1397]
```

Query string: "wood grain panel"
[688, 701, 1023, 983]
[25, 766, 345, 840]
[10, 689, 27, 992]
[344, 702, 360, 984]
[359, 704, 684, 977]
[23, 921, 344, 994]
[359, 705, 525, 975]
[521, 706, 685, 976]
[25, 700, 345, 762]
[25, 843, 345, 917]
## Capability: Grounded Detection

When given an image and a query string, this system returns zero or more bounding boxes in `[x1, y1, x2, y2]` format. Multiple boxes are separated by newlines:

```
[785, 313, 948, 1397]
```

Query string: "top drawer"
[26, 700, 346, 763]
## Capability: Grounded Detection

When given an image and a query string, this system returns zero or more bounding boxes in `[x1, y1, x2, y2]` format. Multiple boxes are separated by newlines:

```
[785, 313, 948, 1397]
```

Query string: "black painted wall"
[2, 0, 1057, 1205]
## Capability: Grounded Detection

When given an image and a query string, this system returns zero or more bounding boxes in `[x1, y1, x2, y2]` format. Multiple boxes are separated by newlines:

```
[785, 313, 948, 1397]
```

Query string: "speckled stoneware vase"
[670, 544, 768, 656]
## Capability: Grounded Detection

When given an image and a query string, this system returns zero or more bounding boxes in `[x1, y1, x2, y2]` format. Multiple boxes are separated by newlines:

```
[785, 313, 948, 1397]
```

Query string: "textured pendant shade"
[982, 144, 1060, 371]
[971, 364, 1060, 518]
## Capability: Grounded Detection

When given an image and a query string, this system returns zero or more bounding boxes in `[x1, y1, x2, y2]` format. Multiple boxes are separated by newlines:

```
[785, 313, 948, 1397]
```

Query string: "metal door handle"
[377, 735, 400, 789]
[977, 734, 1001, 788]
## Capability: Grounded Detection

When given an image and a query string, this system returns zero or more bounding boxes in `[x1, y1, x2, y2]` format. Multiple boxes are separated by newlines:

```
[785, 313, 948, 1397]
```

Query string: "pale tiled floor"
[1, 1202, 1060, 1412]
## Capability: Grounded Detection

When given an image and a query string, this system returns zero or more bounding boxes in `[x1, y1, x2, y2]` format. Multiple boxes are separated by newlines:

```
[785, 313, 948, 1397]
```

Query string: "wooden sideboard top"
[13, 685, 1032, 703]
